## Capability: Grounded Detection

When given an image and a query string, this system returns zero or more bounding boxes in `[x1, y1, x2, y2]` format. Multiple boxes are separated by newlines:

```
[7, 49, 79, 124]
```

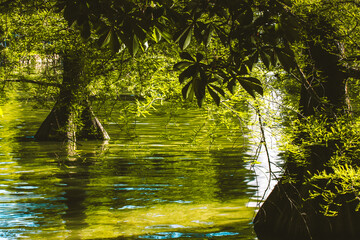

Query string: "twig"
[3, 79, 60, 87]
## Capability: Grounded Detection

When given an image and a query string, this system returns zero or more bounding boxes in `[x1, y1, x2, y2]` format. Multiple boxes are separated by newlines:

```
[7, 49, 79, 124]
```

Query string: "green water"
[0, 100, 258, 239]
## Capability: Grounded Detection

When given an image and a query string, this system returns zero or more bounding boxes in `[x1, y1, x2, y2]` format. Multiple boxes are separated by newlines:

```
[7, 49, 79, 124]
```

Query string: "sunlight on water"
[0, 100, 258, 239]
[75, 198, 253, 239]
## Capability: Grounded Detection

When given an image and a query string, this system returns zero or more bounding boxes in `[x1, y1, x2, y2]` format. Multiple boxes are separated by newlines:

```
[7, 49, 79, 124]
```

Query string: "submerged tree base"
[254, 181, 360, 240]
[35, 103, 110, 142]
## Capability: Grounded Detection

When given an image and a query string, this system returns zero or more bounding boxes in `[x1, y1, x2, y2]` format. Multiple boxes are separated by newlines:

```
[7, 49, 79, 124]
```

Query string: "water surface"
[0, 101, 259, 239]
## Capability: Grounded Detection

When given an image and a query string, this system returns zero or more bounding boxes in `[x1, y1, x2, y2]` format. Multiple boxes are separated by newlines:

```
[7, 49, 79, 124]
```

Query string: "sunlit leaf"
[179, 26, 192, 50]
[130, 34, 140, 56]
[100, 28, 113, 48]
[227, 79, 236, 94]
[152, 27, 162, 43]
[182, 81, 194, 100]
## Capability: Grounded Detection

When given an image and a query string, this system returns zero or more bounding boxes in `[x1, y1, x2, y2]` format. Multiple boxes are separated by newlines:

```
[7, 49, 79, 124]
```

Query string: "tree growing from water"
[2, 0, 360, 239]
[55, 0, 360, 239]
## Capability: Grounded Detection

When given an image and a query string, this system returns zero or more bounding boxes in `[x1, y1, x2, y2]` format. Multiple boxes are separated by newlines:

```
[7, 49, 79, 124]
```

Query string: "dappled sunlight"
[78, 198, 254, 239]
[0, 100, 257, 239]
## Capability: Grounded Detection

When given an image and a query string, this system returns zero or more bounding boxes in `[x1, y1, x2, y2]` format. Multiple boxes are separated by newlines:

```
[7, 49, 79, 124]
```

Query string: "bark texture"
[254, 16, 357, 240]
[254, 182, 360, 240]
[34, 52, 109, 144]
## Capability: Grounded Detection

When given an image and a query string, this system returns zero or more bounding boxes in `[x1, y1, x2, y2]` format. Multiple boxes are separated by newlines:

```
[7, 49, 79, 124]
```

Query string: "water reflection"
[0, 101, 257, 239]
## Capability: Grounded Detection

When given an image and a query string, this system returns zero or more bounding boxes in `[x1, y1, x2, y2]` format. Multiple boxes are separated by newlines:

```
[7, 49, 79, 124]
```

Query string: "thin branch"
[3, 79, 60, 87]
[341, 66, 360, 79]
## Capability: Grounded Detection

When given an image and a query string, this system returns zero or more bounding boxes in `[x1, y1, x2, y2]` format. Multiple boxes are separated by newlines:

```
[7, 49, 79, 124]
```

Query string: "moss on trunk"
[254, 16, 357, 240]
[34, 52, 109, 146]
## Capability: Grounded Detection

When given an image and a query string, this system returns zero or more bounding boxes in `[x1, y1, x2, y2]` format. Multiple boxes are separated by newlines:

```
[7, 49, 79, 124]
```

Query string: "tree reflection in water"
[0, 101, 258, 239]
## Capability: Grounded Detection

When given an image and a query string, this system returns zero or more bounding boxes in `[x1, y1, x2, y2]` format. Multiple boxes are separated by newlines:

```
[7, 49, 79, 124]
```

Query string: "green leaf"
[239, 65, 249, 75]
[194, 77, 206, 107]
[179, 26, 192, 50]
[100, 28, 113, 48]
[203, 24, 213, 46]
[238, 77, 263, 98]
[260, 50, 270, 69]
[179, 65, 197, 83]
[110, 32, 121, 53]
[245, 51, 258, 71]
[213, 74, 224, 82]
[182, 81, 194, 101]
[196, 53, 204, 62]
[152, 27, 162, 43]
[180, 52, 195, 61]
[175, 26, 190, 42]
[160, 30, 173, 42]
[210, 84, 225, 97]
[214, 25, 228, 46]
[80, 20, 91, 39]
[207, 86, 220, 106]
[275, 47, 296, 72]
[174, 61, 193, 70]
[130, 34, 140, 56]
[227, 79, 236, 94]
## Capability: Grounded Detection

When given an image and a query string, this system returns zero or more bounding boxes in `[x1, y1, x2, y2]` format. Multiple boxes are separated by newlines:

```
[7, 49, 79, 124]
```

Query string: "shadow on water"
[0, 100, 259, 240]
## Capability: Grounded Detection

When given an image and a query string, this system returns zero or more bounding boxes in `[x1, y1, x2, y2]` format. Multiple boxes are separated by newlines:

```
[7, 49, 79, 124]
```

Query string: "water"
[0, 100, 260, 239]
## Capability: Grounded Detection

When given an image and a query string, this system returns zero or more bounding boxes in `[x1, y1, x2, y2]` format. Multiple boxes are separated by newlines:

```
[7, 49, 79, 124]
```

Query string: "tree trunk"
[254, 182, 360, 240]
[254, 17, 359, 240]
[34, 52, 110, 148]
[298, 40, 347, 117]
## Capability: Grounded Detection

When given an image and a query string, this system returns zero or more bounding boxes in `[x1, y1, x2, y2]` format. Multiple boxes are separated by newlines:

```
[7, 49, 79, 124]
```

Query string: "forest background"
[2, 0, 360, 239]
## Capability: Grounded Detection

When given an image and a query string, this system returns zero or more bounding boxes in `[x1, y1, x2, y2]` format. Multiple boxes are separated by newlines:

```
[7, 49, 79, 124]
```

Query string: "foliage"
[280, 116, 360, 215]
[2, 0, 360, 222]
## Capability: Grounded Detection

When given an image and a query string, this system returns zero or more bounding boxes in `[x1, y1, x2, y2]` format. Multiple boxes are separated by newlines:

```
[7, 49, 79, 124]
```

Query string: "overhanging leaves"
[175, 25, 193, 50]
[180, 52, 195, 61]
[207, 85, 220, 106]
[173, 61, 193, 70]
[238, 77, 263, 98]
[179, 64, 197, 83]
[275, 47, 296, 72]
[182, 81, 194, 101]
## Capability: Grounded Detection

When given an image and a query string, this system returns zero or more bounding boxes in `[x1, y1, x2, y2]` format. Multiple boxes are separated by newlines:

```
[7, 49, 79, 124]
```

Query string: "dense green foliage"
[2, 0, 360, 238]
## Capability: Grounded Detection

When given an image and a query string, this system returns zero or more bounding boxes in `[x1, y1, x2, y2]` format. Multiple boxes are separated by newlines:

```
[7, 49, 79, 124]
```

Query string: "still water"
[0, 100, 261, 239]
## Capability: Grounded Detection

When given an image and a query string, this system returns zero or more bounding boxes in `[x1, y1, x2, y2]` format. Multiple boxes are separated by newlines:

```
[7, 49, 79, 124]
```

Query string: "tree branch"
[341, 66, 360, 79]
[3, 79, 60, 87]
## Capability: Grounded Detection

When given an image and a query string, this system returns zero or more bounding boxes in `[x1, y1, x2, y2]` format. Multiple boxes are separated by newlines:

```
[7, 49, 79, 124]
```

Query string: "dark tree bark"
[254, 17, 360, 240]
[34, 52, 109, 147]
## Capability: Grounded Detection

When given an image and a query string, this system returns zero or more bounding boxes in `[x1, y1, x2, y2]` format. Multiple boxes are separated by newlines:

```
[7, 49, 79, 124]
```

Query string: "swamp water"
[0, 100, 275, 239]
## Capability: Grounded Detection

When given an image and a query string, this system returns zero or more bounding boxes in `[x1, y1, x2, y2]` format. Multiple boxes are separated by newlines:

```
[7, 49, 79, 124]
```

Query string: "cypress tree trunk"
[34, 52, 109, 150]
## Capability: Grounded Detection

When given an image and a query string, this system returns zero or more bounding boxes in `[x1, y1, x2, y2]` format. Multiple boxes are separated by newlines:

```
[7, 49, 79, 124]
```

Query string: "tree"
[3, 0, 360, 238]
[0, 1, 114, 151]
[58, 0, 360, 239]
